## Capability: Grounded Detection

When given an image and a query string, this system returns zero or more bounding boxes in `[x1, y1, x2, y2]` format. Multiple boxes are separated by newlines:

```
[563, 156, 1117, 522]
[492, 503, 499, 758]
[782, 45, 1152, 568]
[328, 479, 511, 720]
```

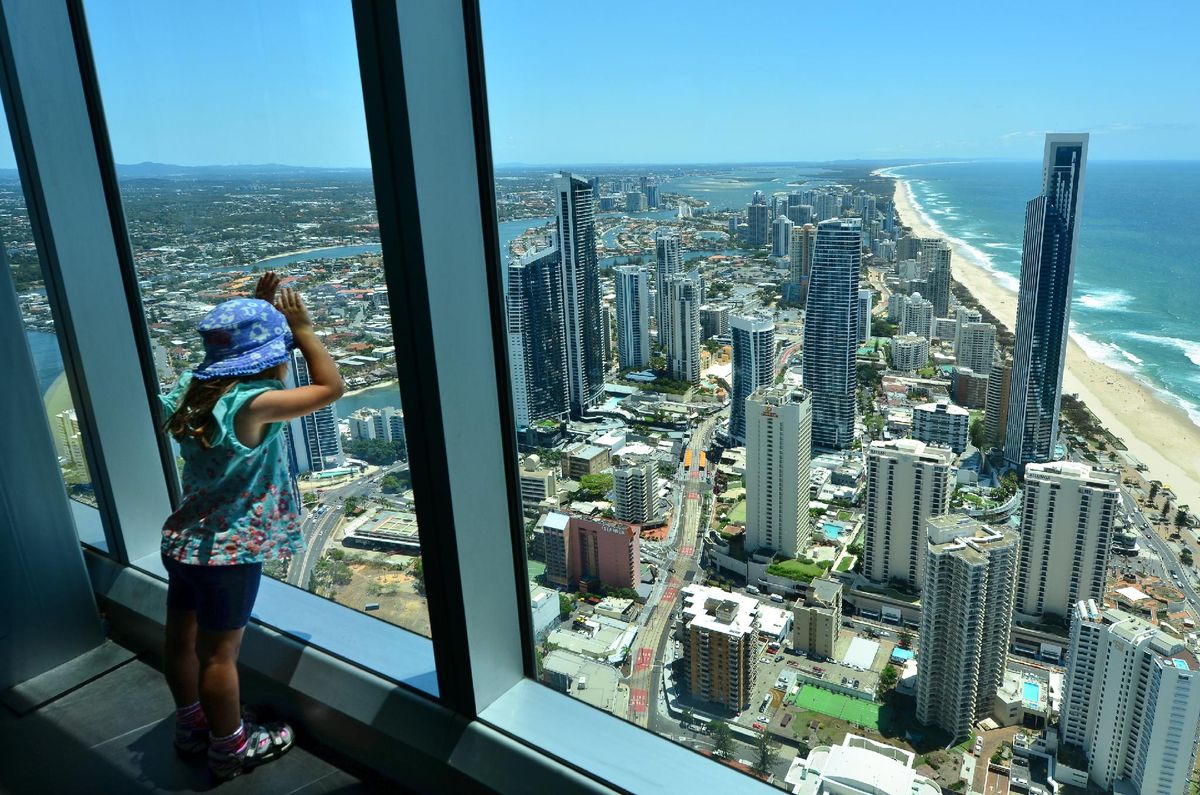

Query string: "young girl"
[159, 272, 344, 781]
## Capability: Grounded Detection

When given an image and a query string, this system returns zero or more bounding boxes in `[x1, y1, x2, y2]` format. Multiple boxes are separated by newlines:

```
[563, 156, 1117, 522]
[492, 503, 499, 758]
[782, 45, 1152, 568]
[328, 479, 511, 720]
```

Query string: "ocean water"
[882, 161, 1200, 429]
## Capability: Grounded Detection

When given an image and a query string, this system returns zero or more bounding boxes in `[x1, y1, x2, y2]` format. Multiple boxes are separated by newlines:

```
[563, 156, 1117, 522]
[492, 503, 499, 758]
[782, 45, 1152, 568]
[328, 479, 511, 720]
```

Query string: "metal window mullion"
[0, 0, 173, 564]
[352, 0, 526, 716]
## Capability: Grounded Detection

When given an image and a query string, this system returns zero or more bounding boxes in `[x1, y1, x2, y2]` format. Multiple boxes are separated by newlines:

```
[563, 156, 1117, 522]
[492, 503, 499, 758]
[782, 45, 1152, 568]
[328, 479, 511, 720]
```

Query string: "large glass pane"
[481, 2, 1200, 790]
[0, 115, 107, 550]
[84, 1, 431, 638]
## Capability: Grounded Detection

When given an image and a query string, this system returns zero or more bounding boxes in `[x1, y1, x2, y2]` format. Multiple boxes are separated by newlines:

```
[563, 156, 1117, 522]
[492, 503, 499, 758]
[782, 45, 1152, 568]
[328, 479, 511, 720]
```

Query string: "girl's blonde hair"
[165, 365, 283, 448]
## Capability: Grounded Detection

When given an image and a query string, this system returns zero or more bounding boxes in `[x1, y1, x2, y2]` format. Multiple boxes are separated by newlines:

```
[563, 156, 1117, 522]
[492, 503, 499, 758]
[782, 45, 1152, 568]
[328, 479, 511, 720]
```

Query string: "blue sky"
[1, 0, 1197, 168]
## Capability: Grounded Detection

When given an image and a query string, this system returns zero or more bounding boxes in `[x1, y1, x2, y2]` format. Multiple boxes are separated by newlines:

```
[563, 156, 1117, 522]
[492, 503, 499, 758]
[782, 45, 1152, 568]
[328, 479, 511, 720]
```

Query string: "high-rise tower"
[286, 349, 344, 473]
[666, 271, 702, 386]
[729, 315, 775, 444]
[803, 218, 860, 449]
[613, 266, 650, 371]
[744, 385, 813, 557]
[1060, 601, 1200, 795]
[921, 239, 952, 318]
[556, 172, 604, 417]
[1004, 134, 1088, 465]
[788, 223, 817, 302]
[772, 214, 794, 258]
[1014, 461, 1117, 622]
[863, 439, 953, 590]
[654, 231, 683, 340]
[917, 516, 1019, 740]
[507, 246, 569, 428]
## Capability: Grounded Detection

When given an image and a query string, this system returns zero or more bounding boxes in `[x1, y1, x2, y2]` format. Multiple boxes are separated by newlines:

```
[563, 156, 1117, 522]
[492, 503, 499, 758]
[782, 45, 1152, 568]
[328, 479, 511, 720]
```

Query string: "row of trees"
[680, 717, 779, 777]
[344, 438, 407, 465]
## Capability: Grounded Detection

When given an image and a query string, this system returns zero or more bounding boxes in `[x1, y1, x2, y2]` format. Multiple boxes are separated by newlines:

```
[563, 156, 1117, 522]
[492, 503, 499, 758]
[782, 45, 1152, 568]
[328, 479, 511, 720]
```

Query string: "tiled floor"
[0, 657, 381, 794]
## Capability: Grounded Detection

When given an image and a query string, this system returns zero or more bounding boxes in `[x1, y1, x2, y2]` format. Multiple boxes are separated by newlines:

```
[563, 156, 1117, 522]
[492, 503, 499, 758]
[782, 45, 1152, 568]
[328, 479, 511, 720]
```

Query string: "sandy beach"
[890, 178, 1200, 512]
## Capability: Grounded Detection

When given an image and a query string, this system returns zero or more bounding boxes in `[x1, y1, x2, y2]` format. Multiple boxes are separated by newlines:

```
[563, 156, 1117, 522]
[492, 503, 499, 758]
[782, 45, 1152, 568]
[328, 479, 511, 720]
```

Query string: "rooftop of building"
[807, 577, 843, 607]
[542, 649, 628, 715]
[913, 401, 968, 416]
[927, 516, 1017, 563]
[867, 438, 954, 462]
[785, 734, 938, 795]
[565, 443, 608, 460]
[681, 584, 758, 638]
[748, 382, 810, 406]
[1024, 460, 1118, 485]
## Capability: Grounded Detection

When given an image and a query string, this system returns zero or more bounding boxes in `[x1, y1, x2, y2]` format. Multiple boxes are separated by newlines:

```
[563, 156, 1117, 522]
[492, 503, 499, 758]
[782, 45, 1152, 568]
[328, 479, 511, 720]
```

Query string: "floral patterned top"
[160, 371, 304, 565]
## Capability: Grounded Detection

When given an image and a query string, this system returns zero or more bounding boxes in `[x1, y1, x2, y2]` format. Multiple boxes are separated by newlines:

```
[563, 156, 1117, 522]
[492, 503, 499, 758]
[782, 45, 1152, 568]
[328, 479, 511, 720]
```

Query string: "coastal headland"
[889, 176, 1200, 512]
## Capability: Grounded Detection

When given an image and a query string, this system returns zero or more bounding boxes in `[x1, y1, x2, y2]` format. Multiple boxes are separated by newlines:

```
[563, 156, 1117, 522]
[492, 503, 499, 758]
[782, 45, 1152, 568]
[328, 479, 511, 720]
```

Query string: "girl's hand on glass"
[255, 271, 282, 303]
[275, 287, 312, 330]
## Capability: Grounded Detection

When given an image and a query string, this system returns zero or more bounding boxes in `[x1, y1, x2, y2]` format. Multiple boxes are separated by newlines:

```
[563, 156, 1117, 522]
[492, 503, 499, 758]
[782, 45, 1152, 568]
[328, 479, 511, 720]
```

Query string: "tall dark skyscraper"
[803, 218, 861, 450]
[556, 172, 604, 417]
[655, 231, 683, 344]
[746, 198, 769, 247]
[729, 315, 774, 445]
[1004, 134, 1088, 466]
[507, 246, 568, 428]
[922, 238, 951, 318]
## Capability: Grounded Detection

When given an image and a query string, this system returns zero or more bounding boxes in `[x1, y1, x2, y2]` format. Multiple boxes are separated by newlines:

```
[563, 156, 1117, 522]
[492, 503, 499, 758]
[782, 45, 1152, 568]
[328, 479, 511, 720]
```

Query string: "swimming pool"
[1022, 681, 1041, 703]
[823, 523, 841, 540]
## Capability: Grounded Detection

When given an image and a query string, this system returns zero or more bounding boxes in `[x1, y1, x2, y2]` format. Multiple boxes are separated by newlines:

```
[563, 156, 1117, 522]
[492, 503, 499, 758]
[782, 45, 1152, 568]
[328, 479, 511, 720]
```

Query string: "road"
[287, 464, 407, 588]
[1120, 491, 1200, 610]
[625, 413, 720, 729]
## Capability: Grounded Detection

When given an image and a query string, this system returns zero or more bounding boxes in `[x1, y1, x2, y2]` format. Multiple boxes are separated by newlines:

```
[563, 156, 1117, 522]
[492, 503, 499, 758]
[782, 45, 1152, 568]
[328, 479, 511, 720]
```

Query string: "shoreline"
[341, 378, 399, 399]
[887, 173, 1200, 512]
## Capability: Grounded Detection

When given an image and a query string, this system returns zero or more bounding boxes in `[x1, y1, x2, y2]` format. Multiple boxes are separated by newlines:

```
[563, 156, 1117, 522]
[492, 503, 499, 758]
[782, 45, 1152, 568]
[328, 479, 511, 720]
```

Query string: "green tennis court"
[790, 685, 880, 730]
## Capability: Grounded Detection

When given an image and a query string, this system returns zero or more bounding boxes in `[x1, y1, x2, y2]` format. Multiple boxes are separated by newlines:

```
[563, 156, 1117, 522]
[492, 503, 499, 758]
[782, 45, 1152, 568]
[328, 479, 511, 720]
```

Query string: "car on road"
[774, 655, 783, 663]
[973, 737, 984, 755]
[752, 722, 765, 731]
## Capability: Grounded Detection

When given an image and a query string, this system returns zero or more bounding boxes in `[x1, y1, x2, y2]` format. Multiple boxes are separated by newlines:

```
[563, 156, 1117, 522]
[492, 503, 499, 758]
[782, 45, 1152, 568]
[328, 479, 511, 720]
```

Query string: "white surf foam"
[1077, 289, 1135, 312]
[1071, 330, 1141, 375]
[1125, 332, 1200, 368]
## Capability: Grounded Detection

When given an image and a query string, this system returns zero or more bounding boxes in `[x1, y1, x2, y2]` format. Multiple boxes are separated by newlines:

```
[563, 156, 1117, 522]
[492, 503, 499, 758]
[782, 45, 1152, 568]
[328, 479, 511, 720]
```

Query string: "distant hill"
[114, 162, 371, 179]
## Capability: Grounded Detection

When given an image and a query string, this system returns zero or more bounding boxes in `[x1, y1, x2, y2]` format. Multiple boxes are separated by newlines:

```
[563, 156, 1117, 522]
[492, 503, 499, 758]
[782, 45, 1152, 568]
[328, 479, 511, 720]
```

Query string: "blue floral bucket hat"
[193, 298, 294, 381]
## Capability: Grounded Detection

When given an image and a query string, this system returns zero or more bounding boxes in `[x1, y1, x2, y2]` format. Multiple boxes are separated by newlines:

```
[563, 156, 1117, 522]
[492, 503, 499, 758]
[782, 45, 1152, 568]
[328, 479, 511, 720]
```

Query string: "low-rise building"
[541, 649, 629, 716]
[912, 400, 969, 453]
[519, 455, 559, 508]
[529, 583, 561, 639]
[561, 443, 611, 479]
[792, 577, 842, 660]
[784, 734, 940, 795]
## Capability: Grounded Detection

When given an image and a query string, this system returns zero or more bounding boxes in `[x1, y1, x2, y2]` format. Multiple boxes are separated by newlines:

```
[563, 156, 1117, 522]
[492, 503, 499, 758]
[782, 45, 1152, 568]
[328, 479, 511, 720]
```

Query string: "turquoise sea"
[880, 160, 1200, 429]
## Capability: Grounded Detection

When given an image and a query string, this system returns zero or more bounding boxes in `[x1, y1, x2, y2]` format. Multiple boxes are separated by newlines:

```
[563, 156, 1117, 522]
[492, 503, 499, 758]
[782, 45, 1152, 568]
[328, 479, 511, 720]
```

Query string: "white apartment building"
[612, 460, 656, 524]
[891, 332, 929, 372]
[863, 439, 953, 590]
[912, 401, 969, 454]
[744, 385, 812, 558]
[348, 406, 406, 445]
[613, 266, 650, 371]
[53, 408, 86, 467]
[917, 516, 1019, 740]
[1059, 600, 1200, 795]
[901, 292, 934, 341]
[956, 321, 996, 376]
[1014, 462, 1118, 622]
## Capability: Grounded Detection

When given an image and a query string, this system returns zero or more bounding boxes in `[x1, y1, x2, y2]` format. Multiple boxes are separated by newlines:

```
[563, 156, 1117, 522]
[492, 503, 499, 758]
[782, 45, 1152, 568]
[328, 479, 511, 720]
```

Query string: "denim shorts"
[162, 554, 264, 632]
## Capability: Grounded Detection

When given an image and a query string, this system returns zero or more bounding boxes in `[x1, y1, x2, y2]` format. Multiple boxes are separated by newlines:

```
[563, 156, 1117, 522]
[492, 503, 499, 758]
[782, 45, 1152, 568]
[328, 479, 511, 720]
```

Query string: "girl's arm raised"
[243, 288, 345, 424]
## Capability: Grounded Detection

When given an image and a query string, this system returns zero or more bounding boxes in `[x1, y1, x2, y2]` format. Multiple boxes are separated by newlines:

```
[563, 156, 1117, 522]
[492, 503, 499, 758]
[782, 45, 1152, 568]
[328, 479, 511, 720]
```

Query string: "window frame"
[0, 0, 775, 790]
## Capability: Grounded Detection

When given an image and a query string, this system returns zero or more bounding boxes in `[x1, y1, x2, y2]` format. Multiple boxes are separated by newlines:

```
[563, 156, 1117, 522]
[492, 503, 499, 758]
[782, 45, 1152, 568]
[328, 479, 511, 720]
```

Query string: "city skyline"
[1, 3, 1197, 170]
